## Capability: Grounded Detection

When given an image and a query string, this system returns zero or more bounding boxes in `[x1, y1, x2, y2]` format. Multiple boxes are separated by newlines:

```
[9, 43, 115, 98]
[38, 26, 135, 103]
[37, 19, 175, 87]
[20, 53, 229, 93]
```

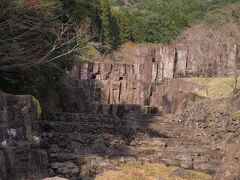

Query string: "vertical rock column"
[0, 94, 48, 180]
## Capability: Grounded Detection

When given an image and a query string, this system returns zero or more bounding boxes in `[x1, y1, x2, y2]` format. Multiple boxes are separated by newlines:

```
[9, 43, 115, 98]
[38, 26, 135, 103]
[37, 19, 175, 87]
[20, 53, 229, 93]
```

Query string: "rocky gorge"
[0, 42, 240, 180]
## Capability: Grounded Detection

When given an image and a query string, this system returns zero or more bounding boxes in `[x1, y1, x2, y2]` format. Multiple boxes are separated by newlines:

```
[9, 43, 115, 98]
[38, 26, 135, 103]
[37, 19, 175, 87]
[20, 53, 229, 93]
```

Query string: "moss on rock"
[32, 96, 41, 118]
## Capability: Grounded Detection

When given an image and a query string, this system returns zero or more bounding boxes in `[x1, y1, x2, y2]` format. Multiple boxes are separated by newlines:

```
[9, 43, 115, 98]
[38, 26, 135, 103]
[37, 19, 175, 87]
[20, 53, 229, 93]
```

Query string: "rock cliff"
[0, 94, 48, 180]
[62, 41, 238, 115]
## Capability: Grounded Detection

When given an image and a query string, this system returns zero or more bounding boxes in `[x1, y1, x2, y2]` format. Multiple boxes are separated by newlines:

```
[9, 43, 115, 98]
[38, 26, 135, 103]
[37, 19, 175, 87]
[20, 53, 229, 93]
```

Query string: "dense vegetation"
[111, 0, 239, 43]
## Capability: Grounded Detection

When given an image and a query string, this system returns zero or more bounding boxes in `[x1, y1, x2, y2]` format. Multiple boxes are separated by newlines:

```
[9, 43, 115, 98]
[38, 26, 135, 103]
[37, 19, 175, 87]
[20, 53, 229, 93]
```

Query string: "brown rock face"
[0, 94, 48, 180]
[62, 41, 238, 115]
[107, 42, 238, 78]
[63, 62, 205, 115]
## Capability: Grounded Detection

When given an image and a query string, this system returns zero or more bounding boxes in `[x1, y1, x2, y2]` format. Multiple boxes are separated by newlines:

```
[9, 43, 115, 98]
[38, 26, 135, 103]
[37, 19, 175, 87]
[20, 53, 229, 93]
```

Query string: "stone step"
[41, 122, 134, 134]
[132, 138, 202, 147]
[42, 132, 128, 149]
[43, 119, 128, 126]
[136, 148, 223, 172]
[45, 113, 127, 123]
[135, 145, 223, 160]
[48, 113, 180, 125]
[48, 151, 141, 178]
[41, 112, 227, 179]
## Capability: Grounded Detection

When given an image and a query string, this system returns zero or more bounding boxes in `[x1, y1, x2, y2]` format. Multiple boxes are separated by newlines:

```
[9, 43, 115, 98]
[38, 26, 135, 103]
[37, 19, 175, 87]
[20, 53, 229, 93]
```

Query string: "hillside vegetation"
[111, 0, 240, 43]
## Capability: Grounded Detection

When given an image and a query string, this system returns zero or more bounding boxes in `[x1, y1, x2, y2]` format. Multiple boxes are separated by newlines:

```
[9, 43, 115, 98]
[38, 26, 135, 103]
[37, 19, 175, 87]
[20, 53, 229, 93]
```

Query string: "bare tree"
[179, 3, 240, 77]
[0, 0, 97, 72]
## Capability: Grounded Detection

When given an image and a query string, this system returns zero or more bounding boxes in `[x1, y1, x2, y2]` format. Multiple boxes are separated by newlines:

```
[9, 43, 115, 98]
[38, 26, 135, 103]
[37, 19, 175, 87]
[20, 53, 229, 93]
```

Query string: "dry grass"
[96, 162, 211, 180]
[120, 42, 136, 49]
[82, 46, 101, 60]
[181, 77, 240, 99]
[231, 111, 240, 119]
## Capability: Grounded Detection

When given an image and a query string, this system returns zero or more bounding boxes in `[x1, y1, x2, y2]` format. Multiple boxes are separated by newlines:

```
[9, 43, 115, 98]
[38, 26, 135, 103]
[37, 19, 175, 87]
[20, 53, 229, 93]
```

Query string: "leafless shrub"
[0, 0, 97, 72]
[179, 3, 240, 77]
[226, 74, 240, 94]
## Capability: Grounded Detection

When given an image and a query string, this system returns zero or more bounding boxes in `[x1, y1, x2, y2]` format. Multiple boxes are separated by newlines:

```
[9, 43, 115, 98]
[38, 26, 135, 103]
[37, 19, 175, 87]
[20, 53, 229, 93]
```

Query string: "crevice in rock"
[92, 74, 97, 80]
[185, 47, 189, 77]
[155, 64, 159, 82]
[119, 82, 122, 102]
[236, 44, 240, 69]
[173, 48, 178, 78]
[108, 88, 111, 104]
[106, 64, 113, 80]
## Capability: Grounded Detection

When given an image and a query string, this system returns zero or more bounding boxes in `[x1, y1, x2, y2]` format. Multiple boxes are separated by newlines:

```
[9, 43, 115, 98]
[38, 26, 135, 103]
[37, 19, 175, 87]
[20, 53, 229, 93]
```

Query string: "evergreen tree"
[99, 0, 113, 46]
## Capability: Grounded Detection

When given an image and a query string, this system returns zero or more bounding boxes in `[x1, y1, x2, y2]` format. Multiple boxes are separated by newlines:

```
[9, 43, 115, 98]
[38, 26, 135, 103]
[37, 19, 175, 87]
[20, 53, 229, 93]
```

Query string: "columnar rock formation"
[0, 95, 48, 180]
[62, 42, 238, 115]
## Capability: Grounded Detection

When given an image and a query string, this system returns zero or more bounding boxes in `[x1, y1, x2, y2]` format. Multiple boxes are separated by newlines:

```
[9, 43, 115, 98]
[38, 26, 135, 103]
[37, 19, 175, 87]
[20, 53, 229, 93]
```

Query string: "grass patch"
[231, 111, 240, 119]
[181, 77, 240, 99]
[96, 162, 211, 180]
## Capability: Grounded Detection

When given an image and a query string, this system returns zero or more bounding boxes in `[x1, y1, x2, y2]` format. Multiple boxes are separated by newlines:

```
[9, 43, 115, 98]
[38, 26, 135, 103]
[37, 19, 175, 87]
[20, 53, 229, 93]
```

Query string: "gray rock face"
[0, 94, 48, 180]
[0, 94, 38, 143]
[0, 146, 48, 180]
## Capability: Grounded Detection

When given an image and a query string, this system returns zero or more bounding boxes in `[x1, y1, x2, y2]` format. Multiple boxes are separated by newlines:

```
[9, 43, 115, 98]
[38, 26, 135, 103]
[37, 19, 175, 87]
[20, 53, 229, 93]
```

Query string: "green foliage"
[112, 0, 239, 43]
[61, 0, 117, 49]
[99, 0, 113, 45]
[61, 0, 99, 22]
